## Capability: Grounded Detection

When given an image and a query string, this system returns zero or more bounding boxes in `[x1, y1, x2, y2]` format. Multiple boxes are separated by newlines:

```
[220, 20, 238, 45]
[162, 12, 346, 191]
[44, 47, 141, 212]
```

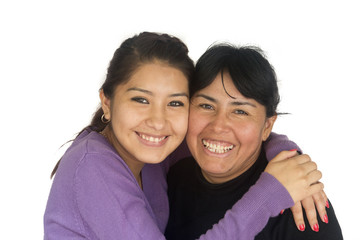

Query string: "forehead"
[194, 72, 266, 109]
[124, 63, 188, 87]
[198, 72, 243, 99]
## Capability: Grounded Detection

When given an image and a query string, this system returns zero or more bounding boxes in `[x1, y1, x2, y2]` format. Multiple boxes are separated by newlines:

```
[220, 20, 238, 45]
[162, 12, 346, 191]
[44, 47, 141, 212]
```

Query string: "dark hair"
[51, 32, 194, 178]
[191, 43, 280, 117]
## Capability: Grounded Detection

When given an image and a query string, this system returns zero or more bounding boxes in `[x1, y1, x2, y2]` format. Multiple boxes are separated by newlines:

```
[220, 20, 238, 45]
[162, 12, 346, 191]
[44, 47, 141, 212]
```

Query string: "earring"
[101, 114, 110, 123]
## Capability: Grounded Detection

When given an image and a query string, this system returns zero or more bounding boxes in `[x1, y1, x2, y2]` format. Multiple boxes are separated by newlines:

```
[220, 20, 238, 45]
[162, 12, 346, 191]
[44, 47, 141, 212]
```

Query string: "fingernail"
[298, 224, 305, 231]
[280, 209, 285, 215]
[290, 149, 298, 151]
[326, 201, 330, 208]
[323, 214, 329, 224]
[312, 224, 319, 232]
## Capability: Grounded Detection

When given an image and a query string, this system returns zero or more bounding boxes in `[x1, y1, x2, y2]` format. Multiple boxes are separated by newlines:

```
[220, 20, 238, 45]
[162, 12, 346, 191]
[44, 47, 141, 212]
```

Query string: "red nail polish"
[299, 224, 305, 231]
[313, 224, 319, 232]
[326, 201, 330, 208]
[280, 209, 285, 215]
[290, 149, 298, 151]
[323, 214, 329, 224]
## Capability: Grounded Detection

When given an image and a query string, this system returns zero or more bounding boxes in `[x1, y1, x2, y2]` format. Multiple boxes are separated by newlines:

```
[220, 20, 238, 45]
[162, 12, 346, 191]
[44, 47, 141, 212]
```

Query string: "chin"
[141, 155, 167, 164]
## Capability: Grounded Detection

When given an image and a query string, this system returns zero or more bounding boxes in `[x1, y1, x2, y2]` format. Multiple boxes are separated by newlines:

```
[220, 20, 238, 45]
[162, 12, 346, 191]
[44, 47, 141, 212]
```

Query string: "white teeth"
[202, 140, 234, 153]
[139, 134, 166, 143]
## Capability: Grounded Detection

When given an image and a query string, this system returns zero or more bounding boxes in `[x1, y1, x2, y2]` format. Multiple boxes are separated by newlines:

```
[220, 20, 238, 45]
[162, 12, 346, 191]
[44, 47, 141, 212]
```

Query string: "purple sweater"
[44, 130, 297, 239]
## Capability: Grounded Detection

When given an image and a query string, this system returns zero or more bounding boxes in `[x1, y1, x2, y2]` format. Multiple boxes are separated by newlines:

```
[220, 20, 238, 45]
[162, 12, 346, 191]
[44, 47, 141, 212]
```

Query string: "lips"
[202, 139, 234, 154]
[137, 132, 168, 144]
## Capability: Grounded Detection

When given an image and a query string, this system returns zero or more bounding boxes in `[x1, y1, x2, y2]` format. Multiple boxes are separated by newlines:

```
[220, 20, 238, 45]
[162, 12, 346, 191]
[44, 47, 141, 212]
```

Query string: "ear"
[262, 115, 277, 141]
[100, 89, 111, 121]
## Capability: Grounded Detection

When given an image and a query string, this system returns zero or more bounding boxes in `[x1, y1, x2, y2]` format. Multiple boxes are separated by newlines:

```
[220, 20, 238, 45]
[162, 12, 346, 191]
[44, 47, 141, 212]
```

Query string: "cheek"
[186, 110, 211, 153]
[187, 110, 205, 138]
[111, 104, 142, 129]
[234, 121, 265, 146]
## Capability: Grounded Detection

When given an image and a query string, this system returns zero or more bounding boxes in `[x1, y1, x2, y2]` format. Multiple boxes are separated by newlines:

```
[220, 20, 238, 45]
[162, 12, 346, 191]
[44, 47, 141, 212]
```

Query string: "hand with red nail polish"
[291, 189, 330, 232]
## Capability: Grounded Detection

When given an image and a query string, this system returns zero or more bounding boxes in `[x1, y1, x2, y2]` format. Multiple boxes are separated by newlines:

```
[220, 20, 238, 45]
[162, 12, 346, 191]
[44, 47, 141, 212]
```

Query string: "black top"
[165, 149, 343, 240]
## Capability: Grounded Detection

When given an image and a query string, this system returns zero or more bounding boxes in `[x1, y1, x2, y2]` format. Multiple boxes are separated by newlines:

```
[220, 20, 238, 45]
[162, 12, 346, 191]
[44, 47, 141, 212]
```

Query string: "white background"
[1, 0, 359, 239]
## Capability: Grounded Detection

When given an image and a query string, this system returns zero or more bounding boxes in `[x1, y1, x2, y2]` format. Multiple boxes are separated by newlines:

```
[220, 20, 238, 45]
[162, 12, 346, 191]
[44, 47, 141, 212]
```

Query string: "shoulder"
[71, 131, 120, 164]
[62, 130, 112, 160]
[57, 131, 134, 185]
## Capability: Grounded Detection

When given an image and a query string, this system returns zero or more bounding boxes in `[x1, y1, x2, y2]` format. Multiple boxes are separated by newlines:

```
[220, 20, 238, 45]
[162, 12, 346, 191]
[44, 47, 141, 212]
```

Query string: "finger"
[300, 161, 318, 174]
[290, 202, 306, 231]
[302, 196, 320, 232]
[307, 182, 325, 197]
[320, 190, 329, 208]
[306, 170, 322, 185]
[271, 149, 299, 162]
[313, 191, 329, 224]
[292, 154, 311, 165]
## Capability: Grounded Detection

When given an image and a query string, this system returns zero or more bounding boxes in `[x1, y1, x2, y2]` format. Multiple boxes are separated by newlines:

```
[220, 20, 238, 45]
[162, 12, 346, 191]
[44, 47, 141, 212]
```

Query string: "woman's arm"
[264, 132, 302, 160]
[264, 132, 329, 232]
[196, 151, 323, 240]
[165, 133, 324, 239]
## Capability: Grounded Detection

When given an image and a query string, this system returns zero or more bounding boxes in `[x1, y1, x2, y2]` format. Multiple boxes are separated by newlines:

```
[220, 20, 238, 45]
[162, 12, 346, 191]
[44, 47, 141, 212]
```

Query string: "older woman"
[165, 44, 343, 239]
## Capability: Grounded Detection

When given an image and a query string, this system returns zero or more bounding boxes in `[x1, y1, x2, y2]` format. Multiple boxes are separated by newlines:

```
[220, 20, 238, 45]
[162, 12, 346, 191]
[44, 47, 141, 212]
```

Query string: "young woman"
[44, 32, 324, 239]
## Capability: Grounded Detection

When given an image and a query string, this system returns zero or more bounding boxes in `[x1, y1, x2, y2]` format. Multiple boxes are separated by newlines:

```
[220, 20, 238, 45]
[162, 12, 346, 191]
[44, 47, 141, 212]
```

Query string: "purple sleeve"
[198, 173, 294, 240]
[264, 132, 302, 161]
[75, 155, 292, 240]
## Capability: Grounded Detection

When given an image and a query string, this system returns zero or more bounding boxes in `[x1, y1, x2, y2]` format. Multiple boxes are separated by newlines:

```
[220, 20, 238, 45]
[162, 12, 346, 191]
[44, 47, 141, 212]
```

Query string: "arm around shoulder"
[264, 132, 302, 161]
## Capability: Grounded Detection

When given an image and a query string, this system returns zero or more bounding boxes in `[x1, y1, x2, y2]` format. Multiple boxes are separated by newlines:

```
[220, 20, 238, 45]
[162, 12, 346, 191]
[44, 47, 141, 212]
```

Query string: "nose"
[145, 105, 166, 130]
[210, 110, 230, 133]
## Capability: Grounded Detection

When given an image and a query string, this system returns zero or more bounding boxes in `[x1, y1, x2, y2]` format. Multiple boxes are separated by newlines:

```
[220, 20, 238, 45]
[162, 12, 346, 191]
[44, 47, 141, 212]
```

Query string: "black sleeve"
[256, 200, 343, 240]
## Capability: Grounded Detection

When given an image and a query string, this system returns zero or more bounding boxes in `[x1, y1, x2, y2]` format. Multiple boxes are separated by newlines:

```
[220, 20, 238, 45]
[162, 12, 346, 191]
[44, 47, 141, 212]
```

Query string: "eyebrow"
[231, 101, 256, 108]
[194, 93, 256, 108]
[194, 94, 216, 102]
[127, 87, 152, 94]
[127, 87, 189, 98]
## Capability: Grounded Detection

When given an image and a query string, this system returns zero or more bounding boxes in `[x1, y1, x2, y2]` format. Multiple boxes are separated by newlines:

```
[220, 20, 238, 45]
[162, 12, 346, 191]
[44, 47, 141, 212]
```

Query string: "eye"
[234, 109, 248, 115]
[168, 101, 184, 107]
[131, 97, 149, 104]
[199, 104, 214, 110]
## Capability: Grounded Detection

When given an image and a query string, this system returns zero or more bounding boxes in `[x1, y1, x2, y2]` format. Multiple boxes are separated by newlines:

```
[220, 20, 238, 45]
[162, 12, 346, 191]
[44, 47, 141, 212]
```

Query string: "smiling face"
[101, 62, 189, 174]
[186, 71, 276, 184]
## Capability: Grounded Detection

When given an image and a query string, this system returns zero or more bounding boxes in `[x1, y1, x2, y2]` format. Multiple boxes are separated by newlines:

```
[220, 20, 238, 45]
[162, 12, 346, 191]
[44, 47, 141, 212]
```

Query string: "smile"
[202, 139, 234, 154]
[137, 132, 167, 143]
